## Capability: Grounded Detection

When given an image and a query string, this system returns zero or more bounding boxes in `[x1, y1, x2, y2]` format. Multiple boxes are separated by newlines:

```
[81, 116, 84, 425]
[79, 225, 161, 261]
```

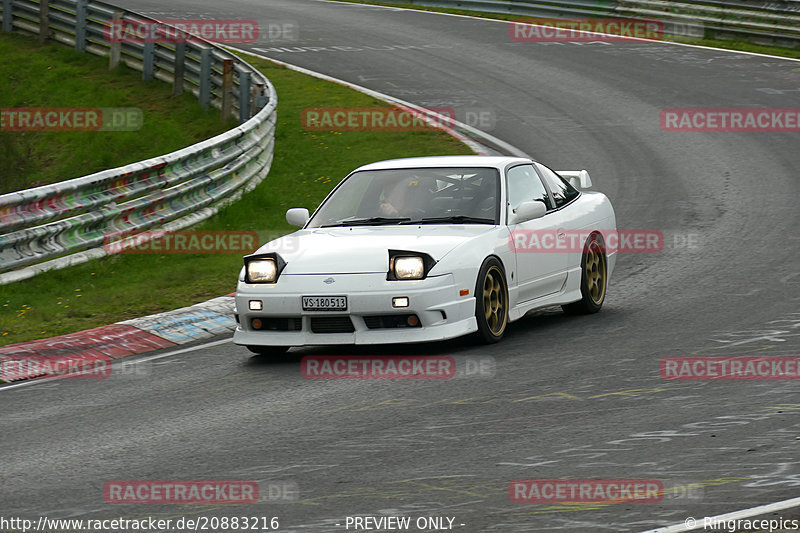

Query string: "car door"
[533, 162, 585, 269]
[506, 164, 569, 302]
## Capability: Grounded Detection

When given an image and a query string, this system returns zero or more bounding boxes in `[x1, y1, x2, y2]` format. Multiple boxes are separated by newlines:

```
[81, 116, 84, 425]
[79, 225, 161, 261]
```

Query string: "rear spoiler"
[557, 170, 592, 190]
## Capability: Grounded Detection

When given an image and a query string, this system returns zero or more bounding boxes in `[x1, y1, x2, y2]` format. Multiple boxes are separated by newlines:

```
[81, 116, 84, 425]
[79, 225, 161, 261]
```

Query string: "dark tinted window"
[506, 164, 552, 212]
[534, 162, 579, 208]
[307, 167, 500, 227]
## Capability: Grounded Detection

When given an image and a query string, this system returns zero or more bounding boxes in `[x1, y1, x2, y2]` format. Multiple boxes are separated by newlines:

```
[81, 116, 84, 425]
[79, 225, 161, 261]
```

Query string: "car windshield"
[307, 167, 500, 228]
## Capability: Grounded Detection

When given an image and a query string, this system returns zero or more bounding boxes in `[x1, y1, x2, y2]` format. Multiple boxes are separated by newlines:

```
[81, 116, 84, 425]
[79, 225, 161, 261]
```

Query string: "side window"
[506, 165, 552, 212]
[534, 162, 579, 208]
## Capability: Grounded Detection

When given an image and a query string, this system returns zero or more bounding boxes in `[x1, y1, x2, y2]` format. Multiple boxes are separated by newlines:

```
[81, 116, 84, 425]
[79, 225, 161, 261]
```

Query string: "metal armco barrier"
[397, 0, 800, 46]
[0, 0, 277, 284]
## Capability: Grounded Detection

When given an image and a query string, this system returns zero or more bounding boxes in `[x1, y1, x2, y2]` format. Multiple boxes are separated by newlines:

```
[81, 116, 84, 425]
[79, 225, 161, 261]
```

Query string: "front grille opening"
[310, 316, 355, 334]
[251, 317, 302, 331]
[364, 314, 422, 329]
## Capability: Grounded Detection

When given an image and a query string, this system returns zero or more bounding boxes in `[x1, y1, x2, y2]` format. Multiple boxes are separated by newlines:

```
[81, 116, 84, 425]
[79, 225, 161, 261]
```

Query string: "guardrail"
[0, 0, 277, 284]
[398, 0, 800, 46]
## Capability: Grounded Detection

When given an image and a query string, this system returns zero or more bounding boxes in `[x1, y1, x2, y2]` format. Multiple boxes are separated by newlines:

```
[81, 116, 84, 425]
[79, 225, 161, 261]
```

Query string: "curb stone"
[0, 294, 236, 383]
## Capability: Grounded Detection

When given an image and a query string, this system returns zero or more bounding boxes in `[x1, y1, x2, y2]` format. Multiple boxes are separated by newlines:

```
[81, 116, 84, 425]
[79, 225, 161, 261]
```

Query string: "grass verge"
[334, 0, 800, 60]
[0, 50, 472, 346]
[0, 31, 234, 194]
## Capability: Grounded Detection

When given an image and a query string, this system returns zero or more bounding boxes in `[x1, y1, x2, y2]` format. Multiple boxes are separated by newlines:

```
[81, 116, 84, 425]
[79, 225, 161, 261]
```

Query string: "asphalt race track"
[3, 1, 800, 531]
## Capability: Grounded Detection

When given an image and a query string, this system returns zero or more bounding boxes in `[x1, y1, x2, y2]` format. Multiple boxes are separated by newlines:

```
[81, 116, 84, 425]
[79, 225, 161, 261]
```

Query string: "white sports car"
[234, 155, 616, 354]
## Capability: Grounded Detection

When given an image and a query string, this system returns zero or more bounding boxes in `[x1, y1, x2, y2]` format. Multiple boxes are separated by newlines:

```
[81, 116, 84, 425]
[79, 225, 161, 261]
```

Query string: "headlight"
[386, 250, 436, 281]
[247, 259, 278, 283]
[244, 253, 287, 284]
[393, 256, 425, 280]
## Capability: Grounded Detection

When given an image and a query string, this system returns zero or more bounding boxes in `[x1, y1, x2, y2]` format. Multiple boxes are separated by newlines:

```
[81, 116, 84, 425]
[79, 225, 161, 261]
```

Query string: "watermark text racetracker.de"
[661, 108, 800, 132]
[104, 19, 260, 43]
[301, 107, 456, 131]
[509, 229, 663, 253]
[661, 356, 800, 380]
[103, 230, 259, 254]
[301, 355, 496, 380]
[0, 355, 151, 381]
[510, 18, 664, 41]
[105, 480, 257, 504]
[302, 355, 455, 379]
[0, 107, 142, 131]
[0, 356, 110, 381]
[103, 480, 298, 504]
[510, 479, 704, 504]
[509, 479, 663, 503]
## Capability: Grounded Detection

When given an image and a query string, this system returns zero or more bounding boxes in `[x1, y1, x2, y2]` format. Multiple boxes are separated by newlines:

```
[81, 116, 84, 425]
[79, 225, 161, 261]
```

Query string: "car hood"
[255, 225, 495, 275]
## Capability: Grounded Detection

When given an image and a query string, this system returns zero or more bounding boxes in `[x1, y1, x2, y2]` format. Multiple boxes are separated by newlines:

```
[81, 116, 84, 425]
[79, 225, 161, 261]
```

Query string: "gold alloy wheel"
[482, 265, 508, 336]
[585, 239, 607, 305]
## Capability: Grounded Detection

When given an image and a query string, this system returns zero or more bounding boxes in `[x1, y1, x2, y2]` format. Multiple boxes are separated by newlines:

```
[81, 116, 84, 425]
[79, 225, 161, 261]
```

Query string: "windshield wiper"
[322, 216, 411, 227]
[401, 215, 495, 225]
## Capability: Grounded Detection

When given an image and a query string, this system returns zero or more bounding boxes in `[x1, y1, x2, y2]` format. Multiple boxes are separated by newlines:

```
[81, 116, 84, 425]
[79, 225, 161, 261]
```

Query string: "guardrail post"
[199, 48, 211, 109]
[39, 0, 49, 42]
[3, 0, 13, 32]
[239, 70, 251, 123]
[108, 10, 122, 69]
[256, 86, 270, 109]
[221, 59, 233, 121]
[142, 40, 154, 80]
[75, 0, 87, 52]
[173, 41, 185, 95]
[252, 82, 263, 113]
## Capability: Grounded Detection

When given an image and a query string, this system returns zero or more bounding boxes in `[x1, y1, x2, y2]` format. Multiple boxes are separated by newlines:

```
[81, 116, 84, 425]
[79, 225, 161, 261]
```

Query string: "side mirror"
[509, 201, 546, 224]
[558, 170, 592, 189]
[286, 208, 310, 227]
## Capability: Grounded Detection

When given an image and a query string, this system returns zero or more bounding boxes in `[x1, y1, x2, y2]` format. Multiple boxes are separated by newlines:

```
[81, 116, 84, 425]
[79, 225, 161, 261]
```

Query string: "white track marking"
[318, 0, 800, 63]
[0, 337, 232, 392]
[638, 495, 800, 532]
[122, 337, 232, 364]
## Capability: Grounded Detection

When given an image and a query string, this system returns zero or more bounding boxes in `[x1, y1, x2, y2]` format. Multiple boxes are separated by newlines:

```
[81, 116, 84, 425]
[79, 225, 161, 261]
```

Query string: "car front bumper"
[233, 272, 477, 347]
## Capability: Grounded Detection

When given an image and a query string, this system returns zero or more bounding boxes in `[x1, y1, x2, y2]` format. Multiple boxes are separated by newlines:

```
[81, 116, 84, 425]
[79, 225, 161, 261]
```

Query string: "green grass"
[0, 31, 235, 194]
[0, 51, 472, 346]
[334, 0, 800, 59]
[665, 35, 800, 59]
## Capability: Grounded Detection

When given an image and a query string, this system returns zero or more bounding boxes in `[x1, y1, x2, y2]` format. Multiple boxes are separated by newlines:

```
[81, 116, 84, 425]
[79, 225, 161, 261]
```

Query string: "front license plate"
[302, 296, 347, 311]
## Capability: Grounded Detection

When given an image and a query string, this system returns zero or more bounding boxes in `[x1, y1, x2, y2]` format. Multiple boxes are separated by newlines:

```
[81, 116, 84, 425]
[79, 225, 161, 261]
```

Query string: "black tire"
[562, 233, 607, 315]
[246, 345, 289, 356]
[474, 257, 509, 344]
